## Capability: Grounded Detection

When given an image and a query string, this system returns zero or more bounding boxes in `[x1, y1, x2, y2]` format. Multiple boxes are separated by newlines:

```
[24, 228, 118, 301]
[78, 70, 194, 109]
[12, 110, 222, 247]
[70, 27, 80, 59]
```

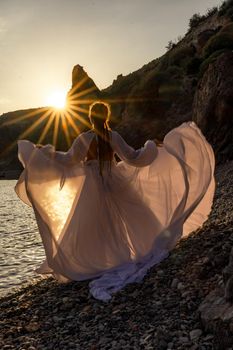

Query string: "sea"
[0, 180, 45, 297]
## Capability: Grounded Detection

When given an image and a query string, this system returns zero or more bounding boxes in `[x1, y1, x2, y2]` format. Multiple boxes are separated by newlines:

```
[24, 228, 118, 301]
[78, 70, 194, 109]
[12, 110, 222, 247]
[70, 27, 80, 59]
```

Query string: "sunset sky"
[0, 0, 222, 115]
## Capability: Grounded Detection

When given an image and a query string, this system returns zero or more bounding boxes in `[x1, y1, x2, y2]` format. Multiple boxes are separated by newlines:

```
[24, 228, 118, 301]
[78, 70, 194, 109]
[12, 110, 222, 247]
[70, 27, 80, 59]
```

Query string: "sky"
[0, 0, 222, 115]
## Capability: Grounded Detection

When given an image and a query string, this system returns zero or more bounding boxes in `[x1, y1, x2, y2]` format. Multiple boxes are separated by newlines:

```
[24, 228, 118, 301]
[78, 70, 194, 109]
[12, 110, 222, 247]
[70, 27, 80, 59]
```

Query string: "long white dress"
[15, 122, 215, 301]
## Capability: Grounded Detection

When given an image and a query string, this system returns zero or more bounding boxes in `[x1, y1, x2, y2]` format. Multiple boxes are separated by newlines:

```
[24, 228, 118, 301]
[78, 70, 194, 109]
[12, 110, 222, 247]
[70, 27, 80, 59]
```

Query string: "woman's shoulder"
[74, 130, 93, 140]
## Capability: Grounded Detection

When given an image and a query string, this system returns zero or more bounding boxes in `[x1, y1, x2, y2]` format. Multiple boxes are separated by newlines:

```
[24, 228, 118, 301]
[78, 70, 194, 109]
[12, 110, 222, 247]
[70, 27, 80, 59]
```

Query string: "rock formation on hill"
[66, 64, 100, 111]
[0, 1, 233, 174]
[193, 51, 233, 161]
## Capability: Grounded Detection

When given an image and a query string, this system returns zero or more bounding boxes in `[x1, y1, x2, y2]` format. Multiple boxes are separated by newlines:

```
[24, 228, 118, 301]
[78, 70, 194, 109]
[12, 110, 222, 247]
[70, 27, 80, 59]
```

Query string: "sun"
[46, 90, 67, 109]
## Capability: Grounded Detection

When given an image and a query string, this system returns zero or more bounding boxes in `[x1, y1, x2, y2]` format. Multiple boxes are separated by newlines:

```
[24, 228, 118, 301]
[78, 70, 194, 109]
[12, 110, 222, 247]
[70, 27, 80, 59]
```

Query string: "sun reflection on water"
[41, 184, 75, 238]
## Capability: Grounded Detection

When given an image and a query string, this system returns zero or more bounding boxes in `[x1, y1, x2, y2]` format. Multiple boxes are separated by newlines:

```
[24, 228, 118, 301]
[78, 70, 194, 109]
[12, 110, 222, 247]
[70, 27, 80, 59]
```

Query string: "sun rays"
[0, 75, 152, 158]
[0, 81, 100, 156]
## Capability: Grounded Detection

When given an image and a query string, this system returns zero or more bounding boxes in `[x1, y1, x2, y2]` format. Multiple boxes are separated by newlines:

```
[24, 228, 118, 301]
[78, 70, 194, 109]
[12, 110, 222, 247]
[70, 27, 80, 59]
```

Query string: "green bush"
[189, 13, 205, 29]
[165, 35, 184, 51]
[169, 45, 195, 67]
[218, 0, 233, 16]
[131, 70, 169, 98]
[187, 8, 218, 32]
[206, 7, 218, 17]
[204, 32, 233, 57]
[226, 6, 233, 20]
[166, 40, 176, 51]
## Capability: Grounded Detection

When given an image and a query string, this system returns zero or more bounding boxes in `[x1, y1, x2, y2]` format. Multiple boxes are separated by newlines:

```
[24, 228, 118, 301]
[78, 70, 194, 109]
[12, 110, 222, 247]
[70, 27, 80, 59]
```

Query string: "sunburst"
[0, 75, 155, 158]
[46, 90, 67, 110]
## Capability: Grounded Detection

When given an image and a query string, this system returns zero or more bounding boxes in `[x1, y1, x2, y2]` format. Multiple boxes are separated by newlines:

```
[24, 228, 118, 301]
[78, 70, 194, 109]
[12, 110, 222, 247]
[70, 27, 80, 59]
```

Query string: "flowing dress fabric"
[15, 122, 215, 301]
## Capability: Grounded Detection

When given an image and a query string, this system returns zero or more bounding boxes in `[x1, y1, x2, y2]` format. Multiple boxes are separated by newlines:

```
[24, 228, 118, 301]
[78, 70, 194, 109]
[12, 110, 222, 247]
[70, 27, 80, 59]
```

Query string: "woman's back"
[85, 131, 114, 162]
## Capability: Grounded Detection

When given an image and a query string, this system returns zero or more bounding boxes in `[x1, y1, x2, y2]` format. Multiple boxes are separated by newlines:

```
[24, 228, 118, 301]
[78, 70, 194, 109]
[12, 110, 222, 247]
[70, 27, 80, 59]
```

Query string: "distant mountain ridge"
[1, 0, 233, 175]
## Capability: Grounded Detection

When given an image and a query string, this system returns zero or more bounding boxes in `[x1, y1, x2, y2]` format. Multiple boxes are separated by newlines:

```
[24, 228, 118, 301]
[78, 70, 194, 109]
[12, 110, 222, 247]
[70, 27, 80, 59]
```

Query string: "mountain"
[1, 1, 233, 176]
[101, 3, 233, 160]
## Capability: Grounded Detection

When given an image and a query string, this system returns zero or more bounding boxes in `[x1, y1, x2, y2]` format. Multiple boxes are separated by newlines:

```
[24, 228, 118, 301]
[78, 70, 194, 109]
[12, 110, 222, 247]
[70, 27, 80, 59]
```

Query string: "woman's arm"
[111, 131, 158, 167]
[27, 133, 86, 166]
[45, 133, 86, 165]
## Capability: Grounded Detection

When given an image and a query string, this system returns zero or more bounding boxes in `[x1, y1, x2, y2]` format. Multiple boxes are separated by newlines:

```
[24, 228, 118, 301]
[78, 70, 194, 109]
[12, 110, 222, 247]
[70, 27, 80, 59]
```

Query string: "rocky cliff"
[0, 1, 233, 174]
[101, 7, 233, 159]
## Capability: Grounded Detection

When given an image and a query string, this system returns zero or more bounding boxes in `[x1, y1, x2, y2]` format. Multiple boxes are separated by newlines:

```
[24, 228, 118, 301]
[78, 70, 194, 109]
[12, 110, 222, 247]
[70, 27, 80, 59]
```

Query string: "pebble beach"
[1, 161, 233, 350]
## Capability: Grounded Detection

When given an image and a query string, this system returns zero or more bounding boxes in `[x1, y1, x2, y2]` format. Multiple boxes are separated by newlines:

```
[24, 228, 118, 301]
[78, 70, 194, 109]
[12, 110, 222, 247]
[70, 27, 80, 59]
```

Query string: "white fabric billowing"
[15, 122, 215, 300]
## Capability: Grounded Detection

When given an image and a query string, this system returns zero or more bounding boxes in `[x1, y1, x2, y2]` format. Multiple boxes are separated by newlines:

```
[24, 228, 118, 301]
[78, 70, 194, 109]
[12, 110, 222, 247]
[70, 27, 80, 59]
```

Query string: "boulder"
[193, 51, 233, 162]
[223, 247, 233, 303]
[198, 288, 233, 349]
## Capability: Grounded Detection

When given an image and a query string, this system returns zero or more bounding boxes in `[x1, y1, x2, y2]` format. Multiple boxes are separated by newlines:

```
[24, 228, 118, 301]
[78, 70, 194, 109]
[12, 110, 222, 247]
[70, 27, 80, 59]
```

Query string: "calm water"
[0, 180, 45, 297]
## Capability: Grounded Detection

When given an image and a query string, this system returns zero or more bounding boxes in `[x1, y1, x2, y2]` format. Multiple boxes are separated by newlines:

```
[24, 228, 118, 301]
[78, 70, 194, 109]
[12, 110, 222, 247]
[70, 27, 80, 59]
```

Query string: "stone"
[171, 278, 179, 288]
[158, 340, 168, 349]
[157, 269, 164, 276]
[52, 316, 64, 323]
[199, 287, 233, 345]
[177, 282, 185, 290]
[62, 296, 70, 303]
[182, 291, 190, 298]
[179, 336, 189, 343]
[189, 329, 202, 340]
[24, 322, 40, 332]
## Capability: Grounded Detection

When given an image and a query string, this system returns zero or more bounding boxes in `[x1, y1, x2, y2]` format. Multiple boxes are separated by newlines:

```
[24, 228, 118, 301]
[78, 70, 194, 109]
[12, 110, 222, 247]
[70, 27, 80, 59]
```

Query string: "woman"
[15, 101, 215, 301]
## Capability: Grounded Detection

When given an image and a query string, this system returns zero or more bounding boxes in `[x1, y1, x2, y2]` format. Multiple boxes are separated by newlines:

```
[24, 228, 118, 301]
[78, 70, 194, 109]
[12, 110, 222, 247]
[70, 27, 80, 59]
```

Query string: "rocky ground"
[0, 161, 233, 350]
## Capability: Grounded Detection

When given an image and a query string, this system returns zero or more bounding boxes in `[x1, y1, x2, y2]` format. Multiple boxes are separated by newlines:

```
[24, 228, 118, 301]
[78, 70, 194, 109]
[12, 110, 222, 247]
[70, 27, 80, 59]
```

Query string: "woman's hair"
[88, 101, 113, 177]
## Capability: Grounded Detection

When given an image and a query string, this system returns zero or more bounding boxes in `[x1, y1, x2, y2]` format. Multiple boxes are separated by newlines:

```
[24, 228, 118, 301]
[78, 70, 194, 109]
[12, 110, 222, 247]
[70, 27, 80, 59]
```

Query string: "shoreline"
[1, 161, 233, 349]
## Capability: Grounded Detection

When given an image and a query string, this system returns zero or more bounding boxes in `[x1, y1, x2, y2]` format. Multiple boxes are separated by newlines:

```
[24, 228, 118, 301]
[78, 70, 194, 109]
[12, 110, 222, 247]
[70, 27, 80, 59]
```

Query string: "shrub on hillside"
[204, 32, 233, 57]
[187, 7, 218, 33]
[145, 70, 169, 86]
[169, 45, 195, 67]
[166, 65, 184, 77]
[131, 70, 169, 98]
[165, 35, 184, 51]
[218, 0, 233, 16]
[225, 6, 233, 20]
[189, 13, 205, 29]
[206, 6, 218, 17]
[156, 54, 170, 71]
[166, 40, 176, 51]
